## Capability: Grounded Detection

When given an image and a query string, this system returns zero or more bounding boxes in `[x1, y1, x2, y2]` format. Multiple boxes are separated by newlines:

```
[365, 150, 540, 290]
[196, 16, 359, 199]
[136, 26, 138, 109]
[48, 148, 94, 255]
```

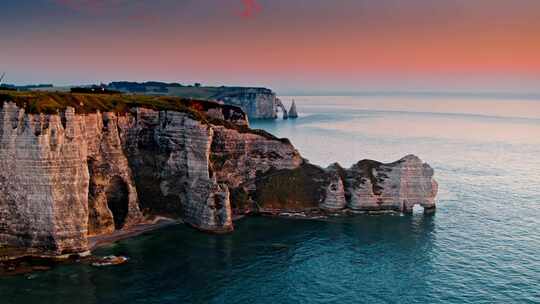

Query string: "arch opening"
[106, 176, 130, 230]
[275, 99, 288, 119]
[412, 204, 425, 214]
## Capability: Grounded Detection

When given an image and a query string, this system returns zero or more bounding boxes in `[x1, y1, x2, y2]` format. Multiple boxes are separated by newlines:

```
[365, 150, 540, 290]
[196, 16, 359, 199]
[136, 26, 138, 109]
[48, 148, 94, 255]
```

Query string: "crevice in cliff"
[124, 121, 179, 217]
[106, 176, 130, 230]
[60, 112, 67, 130]
[349, 160, 394, 195]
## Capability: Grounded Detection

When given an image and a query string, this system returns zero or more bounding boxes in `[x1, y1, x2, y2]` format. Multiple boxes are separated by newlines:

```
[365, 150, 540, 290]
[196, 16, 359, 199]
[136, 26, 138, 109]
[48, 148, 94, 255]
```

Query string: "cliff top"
[0, 90, 231, 115]
[0, 90, 289, 143]
[107, 81, 274, 98]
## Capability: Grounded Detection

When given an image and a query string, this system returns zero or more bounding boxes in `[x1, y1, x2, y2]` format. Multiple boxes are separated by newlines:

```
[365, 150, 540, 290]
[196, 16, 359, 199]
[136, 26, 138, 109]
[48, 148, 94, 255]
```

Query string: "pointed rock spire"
[289, 100, 298, 119]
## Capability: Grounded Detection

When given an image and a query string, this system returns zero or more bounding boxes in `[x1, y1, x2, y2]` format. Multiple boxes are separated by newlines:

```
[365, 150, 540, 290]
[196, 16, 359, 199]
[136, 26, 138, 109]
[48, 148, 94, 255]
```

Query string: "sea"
[1, 94, 539, 303]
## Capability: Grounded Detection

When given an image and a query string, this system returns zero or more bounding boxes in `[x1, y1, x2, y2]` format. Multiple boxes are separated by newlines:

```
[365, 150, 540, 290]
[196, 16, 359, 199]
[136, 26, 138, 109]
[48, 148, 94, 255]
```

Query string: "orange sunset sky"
[1, 0, 539, 93]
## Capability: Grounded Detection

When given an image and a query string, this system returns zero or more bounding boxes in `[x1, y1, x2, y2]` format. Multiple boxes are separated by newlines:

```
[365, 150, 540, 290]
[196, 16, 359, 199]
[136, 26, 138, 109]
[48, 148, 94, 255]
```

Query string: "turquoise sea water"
[1, 95, 540, 303]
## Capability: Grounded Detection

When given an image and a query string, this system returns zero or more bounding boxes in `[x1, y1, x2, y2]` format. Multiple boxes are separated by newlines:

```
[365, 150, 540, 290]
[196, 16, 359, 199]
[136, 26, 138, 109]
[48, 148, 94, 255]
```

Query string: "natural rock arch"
[106, 176, 130, 230]
[275, 99, 288, 119]
[402, 200, 436, 215]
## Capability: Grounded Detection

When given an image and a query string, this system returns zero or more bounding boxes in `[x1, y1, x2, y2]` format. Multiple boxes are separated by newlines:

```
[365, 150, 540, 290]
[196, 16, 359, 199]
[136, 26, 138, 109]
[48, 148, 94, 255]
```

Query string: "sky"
[1, 0, 539, 94]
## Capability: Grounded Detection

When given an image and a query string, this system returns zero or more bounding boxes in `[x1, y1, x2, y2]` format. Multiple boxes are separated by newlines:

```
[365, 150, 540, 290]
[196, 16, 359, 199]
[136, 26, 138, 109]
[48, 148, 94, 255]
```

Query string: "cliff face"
[243, 158, 437, 214]
[345, 156, 438, 213]
[0, 99, 299, 255]
[212, 88, 284, 120]
[108, 82, 288, 120]
[0, 104, 90, 255]
[0, 93, 437, 258]
[119, 109, 234, 233]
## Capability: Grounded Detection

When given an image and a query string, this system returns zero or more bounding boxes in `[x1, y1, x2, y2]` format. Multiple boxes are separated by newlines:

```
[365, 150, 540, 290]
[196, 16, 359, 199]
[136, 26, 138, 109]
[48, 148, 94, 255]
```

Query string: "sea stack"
[276, 99, 288, 119]
[289, 100, 298, 119]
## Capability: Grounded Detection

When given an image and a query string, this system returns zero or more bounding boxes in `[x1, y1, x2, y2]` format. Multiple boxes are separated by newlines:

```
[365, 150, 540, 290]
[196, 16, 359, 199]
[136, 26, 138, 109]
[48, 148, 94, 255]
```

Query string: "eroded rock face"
[84, 112, 144, 236]
[345, 155, 438, 213]
[251, 163, 327, 212]
[119, 109, 234, 232]
[0, 101, 299, 255]
[214, 88, 281, 119]
[320, 164, 347, 210]
[234, 156, 437, 215]
[210, 126, 303, 188]
[0, 98, 438, 258]
[0, 104, 90, 255]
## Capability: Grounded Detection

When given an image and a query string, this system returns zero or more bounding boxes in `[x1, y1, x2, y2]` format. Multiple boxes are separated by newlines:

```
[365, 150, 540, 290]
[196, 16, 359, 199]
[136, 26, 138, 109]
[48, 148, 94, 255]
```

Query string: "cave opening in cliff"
[106, 176, 130, 230]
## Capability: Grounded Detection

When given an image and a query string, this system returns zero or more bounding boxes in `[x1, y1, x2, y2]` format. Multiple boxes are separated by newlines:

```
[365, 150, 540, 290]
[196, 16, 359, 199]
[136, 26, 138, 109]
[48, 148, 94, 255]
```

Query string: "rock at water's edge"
[288, 100, 298, 119]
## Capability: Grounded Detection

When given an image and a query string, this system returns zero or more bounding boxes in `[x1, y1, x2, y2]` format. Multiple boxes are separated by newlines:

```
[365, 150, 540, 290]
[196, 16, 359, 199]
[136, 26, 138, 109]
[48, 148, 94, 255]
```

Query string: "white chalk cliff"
[0, 93, 437, 258]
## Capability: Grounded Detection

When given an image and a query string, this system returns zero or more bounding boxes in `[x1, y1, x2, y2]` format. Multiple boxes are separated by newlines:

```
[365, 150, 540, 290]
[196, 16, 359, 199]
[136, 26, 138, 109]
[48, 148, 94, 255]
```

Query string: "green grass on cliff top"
[0, 90, 213, 115]
[0, 90, 287, 142]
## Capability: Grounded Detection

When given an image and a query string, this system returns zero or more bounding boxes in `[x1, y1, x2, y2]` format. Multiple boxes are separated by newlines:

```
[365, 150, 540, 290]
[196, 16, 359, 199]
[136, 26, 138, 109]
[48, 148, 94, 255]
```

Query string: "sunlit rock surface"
[345, 155, 438, 213]
[213, 88, 283, 120]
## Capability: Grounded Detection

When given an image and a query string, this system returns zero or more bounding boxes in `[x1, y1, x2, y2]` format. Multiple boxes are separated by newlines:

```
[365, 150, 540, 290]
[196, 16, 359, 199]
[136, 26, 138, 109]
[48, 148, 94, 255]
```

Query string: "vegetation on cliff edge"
[0, 90, 216, 115]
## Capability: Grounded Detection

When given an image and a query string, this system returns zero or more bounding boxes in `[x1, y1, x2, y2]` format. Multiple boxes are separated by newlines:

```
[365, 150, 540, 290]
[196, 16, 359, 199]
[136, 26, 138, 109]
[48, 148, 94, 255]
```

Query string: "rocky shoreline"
[0, 91, 438, 265]
[0, 216, 180, 276]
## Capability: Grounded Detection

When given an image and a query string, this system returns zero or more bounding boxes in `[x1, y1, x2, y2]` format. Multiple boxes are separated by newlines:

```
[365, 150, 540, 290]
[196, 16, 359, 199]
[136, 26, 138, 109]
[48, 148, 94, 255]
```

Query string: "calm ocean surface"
[1, 95, 539, 303]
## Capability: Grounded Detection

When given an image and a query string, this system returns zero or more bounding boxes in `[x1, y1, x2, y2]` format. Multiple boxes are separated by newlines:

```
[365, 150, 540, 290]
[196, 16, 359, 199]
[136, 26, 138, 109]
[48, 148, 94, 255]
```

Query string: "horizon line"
[2, 81, 540, 100]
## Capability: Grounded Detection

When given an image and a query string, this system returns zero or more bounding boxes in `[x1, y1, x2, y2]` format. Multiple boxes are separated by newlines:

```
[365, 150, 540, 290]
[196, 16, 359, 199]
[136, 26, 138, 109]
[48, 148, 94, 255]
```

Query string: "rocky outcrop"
[0, 93, 437, 258]
[110, 82, 285, 120]
[210, 126, 303, 188]
[105, 82, 291, 120]
[0, 98, 297, 256]
[288, 100, 298, 119]
[238, 157, 437, 215]
[85, 111, 143, 236]
[275, 99, 288, 120]
[345, 155, 438, 213]
[213, 88, 286, 120]
[320, 164, 347, 210]
[119, 108, 234, 233]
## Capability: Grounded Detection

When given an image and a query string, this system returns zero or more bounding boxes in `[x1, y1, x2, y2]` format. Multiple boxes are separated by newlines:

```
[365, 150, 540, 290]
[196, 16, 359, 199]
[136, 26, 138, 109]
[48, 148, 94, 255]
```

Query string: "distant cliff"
[0, 91, 436, 259]
[107, 82, 288, 120]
